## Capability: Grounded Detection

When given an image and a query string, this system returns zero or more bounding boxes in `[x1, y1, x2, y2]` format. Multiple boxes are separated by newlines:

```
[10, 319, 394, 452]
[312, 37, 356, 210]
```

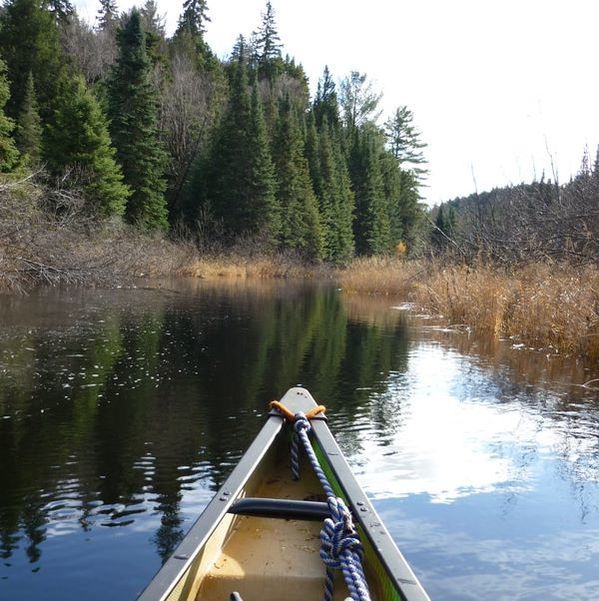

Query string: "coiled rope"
[270, 401, 372, 601]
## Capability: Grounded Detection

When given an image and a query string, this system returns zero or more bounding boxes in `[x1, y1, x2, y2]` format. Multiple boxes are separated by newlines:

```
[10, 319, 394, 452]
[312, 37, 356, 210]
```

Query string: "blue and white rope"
[292, 413, 371, 601]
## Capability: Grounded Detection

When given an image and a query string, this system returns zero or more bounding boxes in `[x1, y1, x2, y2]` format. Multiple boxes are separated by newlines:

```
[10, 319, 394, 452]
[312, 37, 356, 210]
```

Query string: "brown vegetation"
[2, 178, 597, 360]
[0, 175, 194, 292]
[339, 258, 599, 361]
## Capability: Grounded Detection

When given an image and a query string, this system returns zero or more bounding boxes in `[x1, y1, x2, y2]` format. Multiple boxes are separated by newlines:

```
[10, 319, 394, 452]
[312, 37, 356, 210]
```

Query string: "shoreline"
[1, 232, 597, 360]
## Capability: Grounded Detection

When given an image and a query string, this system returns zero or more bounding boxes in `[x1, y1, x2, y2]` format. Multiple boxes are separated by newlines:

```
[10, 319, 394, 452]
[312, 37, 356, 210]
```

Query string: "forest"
[0, 0, 597, 359]
[0, 0, 428, 278]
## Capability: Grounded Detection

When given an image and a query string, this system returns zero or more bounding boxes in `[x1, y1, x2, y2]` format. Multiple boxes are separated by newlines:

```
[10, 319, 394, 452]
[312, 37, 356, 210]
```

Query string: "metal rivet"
[360, 507, 368, 512]
[356, 501, 364, 506]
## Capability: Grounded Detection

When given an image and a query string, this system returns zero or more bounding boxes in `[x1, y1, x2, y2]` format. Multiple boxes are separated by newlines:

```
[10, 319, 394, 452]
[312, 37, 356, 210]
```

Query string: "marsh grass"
[337, 257, 599, 359]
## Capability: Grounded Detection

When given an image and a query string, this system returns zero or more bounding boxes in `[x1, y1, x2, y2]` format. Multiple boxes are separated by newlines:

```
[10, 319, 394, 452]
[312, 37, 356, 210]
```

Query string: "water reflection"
[0, 281, 597, 601]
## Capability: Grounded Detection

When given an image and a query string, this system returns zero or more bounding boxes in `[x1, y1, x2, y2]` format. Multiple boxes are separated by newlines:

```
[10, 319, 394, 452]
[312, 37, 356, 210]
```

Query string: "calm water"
[0, 280, 598, 600]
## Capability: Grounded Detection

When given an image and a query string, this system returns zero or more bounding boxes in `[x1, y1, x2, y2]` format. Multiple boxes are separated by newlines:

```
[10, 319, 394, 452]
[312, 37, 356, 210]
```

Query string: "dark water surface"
[0, 280, 598, 600]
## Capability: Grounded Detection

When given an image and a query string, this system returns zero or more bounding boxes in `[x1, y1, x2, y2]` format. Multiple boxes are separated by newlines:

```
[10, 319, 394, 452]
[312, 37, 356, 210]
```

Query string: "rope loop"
[293, 412, 312, 434]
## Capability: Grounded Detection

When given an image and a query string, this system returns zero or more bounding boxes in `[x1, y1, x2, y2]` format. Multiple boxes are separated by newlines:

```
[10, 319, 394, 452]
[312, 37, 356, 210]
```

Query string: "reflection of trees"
[0, 282, 414, 570]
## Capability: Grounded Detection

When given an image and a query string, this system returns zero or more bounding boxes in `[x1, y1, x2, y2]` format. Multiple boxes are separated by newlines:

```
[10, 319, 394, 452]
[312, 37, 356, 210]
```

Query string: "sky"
[73, 0, 599, 205]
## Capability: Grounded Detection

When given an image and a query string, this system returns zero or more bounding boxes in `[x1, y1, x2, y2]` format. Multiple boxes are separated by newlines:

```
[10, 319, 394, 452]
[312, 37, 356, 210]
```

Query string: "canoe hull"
[137, 387, 430, 601]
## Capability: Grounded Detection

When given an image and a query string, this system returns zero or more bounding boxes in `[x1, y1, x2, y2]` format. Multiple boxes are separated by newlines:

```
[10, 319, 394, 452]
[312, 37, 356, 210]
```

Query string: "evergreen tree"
[15, 72, 43, 164]
[0, 0, 64, 121]
[177, 0, 210, 37]
[349, 127, 391, 255]
[273, 97, 323, 260]
[202, 49, 251, 233]
[97, 0, 119, 30]
[313, 66, 339, 129]
[305, 113, 330, 257]
[46, 75, 129, 217]
[385, 106, 427, 179]
[246, 78, 279, 238]
[330, 127, 355, 262]
[44, 0, 74, 21]
[380, 150, 403, 245]
[107, 9, 169, 230]
[253, 1, 282, 80]
[202, 53, 278, 239]
[431, 204, 456, 250]
[172, 0, 219, 72]
[0, 59, 19, 172]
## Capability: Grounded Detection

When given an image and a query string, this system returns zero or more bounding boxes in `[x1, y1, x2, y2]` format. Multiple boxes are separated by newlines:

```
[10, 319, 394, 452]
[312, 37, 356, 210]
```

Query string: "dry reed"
[337, 257, 599, 360]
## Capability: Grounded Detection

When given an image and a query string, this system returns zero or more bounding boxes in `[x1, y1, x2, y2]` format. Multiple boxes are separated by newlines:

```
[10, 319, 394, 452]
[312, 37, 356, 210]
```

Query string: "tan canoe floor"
[196, 454, 381, 601]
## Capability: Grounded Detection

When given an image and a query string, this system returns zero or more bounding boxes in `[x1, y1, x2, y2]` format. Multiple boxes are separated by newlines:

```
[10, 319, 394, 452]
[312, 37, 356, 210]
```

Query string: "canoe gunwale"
[136, 412, 285, 601]
[309, 417, 431, 601]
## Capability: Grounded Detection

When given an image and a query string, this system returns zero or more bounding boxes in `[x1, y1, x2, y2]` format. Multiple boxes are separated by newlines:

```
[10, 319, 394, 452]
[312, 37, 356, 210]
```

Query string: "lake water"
[0, 280, 598, 600]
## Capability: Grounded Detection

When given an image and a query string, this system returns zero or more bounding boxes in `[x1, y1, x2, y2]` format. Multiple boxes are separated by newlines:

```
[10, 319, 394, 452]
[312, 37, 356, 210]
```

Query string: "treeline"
[430, 150, 599, 265]
[0, 0, 428, 264]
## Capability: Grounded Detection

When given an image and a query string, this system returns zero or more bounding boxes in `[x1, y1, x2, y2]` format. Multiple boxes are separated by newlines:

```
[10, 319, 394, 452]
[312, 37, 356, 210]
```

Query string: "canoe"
[137, 387, 430, 601]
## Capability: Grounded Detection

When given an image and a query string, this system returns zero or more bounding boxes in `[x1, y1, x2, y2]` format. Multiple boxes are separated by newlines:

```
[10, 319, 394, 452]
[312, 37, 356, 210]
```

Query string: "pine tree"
[0, 0, 64, 121]
[273, 97, 323, 260]
[46, 75, 129, 217]
[97, 0, 119, 31]
[107, 9, 169, 230]
[15, 72, 43, 164]
[0, 59, 19, 172]
[385, 106, 427, 180]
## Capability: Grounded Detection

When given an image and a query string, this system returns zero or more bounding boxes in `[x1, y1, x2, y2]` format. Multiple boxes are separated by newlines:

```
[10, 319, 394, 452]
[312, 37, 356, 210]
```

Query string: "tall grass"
[338, 259, 598, 361]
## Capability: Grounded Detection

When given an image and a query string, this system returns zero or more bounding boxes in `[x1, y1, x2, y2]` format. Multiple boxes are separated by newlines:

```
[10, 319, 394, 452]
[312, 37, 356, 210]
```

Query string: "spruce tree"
[46, 75, 129, 217]
[350, 128, 391, 255]
[253, 1, 282, 80]
[0, 59, 19, 172]
[203, 49, 251, 234]
[380, 150, 403, 246]
[45, 0, 74, 21]
[273, 97, 323, 260]
[313, 66, 339, 130]
[177, 0, 210, 37]
[0, 0, 64, 121]
[97, 0, 119, 31]
[107, 9, 169, 230]
[202, 53, 278, 239]
[246, 78, 279, 239]
[320, 120, 355, 263]
[331, 131, 355, 262]
[15, 72, 43, 164]
[305, 113, 332, 259]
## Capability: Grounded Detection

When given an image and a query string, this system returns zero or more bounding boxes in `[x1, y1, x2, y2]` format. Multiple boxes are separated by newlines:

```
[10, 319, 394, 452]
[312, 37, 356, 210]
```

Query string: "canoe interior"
[161, 429, 394, 601]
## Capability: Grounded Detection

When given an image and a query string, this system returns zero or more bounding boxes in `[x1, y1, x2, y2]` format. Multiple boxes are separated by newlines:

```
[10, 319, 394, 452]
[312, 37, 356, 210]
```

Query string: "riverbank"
[338, 258, 599, 361]
[1, 217, 597, 359]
